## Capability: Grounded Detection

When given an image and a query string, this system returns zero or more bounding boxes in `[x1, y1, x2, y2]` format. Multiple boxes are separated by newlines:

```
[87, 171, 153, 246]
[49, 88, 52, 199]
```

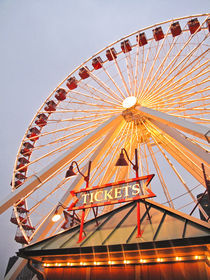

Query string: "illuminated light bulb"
[157, 258, 163, 262]
[195, 255, 200, 260]
[94, 262, 97, 265]
[122, 96, 137, 109]
[80, 262, 83, 266]
[52, 213, 61, 222]
[108, 261, 112, 265]
[43, 263, 47, 267]
[176, 257, 182, 261]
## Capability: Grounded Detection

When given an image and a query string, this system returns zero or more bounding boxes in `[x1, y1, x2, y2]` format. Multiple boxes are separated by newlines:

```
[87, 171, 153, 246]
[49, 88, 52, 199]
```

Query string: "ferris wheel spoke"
[160, 102, 210, 116]
[31, 120, 125, 241]
[113, 58, 130, 97]
[124, 52, 135, 94]
[147, 139, 174, 208]
[137, 41, 159, 100]
[144, 48, 209, 106]
[46, 111, 119, 125]
[79, 82, 121, 105]
[145, 120, 208, 184]
[141, 23, 185, 99]
[133, 44, 140, 96]
[86, 70, 124, 103]
[99, 65, 125, 101]
[142, 23, 209, 101]
[150, 78, 209, 108]
[27, 139, 105, 218]
[136, 43, 153, 100]
[145, 123, 208, 219]
[62, 98, 119, 108]
[90, 122, 128, 184]
[66, 88, 121, 107]
[24, 115, 109, 142]
[139, 24, 172, 100]
[98, 122, 132, 185]
[146, 60, 209, 105]
[159, 95, 210, 112]
[153, 89, 209, 111]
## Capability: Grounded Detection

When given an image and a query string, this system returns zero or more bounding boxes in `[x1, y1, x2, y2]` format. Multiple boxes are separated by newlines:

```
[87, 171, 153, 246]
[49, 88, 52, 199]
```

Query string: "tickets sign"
[68, 174, 155, 211]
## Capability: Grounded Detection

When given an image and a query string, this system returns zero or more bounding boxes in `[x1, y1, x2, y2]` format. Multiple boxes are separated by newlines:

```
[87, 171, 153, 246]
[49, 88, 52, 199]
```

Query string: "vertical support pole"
[135, 148, 143, 238]
[201, 163, 210, 201]
[78, 161, 91, 243]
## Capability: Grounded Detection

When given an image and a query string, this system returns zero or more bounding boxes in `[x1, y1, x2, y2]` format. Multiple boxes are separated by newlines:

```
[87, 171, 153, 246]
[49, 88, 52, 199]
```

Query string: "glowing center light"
[52, 213, 61, 222]
[122, 96, 137, 109]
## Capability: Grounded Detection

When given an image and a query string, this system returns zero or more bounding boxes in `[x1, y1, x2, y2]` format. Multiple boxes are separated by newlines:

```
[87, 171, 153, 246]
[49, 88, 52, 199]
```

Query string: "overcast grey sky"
[0, 0, 209, 278]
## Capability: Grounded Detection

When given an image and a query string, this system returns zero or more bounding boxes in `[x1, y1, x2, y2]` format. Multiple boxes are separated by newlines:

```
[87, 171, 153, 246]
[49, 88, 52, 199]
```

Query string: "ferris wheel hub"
[122, 96, 137, 108]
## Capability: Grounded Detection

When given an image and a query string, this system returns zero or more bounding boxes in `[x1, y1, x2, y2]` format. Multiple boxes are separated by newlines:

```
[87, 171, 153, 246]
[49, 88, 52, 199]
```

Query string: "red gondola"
[106, 48, 117, 61]
[55, 88, 67, 101]
[79, 67, 90, 79]
[44, 100, 57, 112]
[188, 18, 201, 34]
[136, 32, 147, 46]
[27, 127, 40, 142]
[92, 57, 103, 70]
[170, 21, 182, 37]
[66, 77, 78, 90]
[121, 39, 132, 53]
[35, 113, 48, 127]
[153, 27, 164, 41]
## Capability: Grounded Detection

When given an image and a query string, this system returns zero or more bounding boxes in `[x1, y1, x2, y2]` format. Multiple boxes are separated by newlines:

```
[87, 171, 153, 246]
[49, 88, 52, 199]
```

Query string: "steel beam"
[150, 120, 210, 166]
[0, 115, 122, 215]
[137, 106, 210, 142]
[4, 258, 27, 280]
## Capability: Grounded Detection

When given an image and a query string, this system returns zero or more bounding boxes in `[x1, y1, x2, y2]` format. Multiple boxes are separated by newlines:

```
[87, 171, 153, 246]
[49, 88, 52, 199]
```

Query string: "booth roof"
[18, 199, 210, 260]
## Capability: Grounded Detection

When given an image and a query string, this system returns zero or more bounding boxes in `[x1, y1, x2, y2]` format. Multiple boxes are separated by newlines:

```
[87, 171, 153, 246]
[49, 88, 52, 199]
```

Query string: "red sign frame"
[68, 174, 155, 211]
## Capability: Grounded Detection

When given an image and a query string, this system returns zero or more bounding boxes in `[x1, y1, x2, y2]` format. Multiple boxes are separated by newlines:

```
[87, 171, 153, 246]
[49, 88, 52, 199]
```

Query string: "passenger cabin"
[170, 21, 182, 37]
[66, 77, 78, 90]
[153, 27, 164, 41]
[188, 18, 201, 34]
[79, 67, 90, 79]
[55, 88, 67, 101]
[121, 40, 132, 53]
[92, 57, 103, 70]
[44, 100, 57, 112]
[35, 113, 48, 127]
[20, 142, 34, 157]
[136, 32, 147, 46]
[27, 127, 40, 142]
[106, 48, 117, 61]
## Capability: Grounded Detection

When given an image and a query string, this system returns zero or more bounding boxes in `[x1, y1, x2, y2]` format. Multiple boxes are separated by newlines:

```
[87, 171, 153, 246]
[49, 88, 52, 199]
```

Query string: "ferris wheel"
[1, 14, 209, 245]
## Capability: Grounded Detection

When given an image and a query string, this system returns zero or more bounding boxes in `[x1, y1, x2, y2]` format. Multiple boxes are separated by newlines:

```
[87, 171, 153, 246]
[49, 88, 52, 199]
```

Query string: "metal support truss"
[137, 106, 210, 142]
[0, 115, 122, 215]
